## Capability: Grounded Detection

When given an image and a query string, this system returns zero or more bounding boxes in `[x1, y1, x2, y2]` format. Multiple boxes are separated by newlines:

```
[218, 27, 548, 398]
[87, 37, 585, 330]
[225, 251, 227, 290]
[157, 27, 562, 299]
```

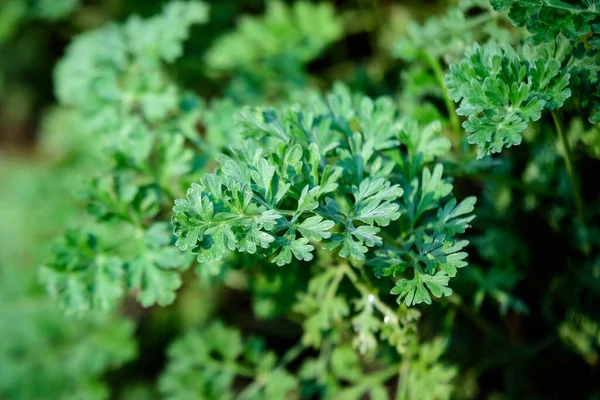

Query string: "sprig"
[445, 38, 576, 157]
[491, 0, 600, 47]
[160, 322, 299, 399]
[174, 85, 476, 308]
[41, 1, 208, 315]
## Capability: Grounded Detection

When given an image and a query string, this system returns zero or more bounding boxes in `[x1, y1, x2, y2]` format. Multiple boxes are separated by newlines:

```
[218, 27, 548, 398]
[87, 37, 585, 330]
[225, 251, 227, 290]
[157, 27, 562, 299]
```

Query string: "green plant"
[1, 0, 599, 398]
[204, 0, 343, 101]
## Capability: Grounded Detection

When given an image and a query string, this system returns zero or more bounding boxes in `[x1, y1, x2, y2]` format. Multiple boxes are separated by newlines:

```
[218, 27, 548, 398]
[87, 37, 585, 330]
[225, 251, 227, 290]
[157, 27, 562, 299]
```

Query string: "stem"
[278, 342, 305, 367]
[551, 111, 585, 224]
[396, 361, 410, 400]
[341, 263, 399, 321]
[326, 266, 346, 301]
[375, 231, 503, 336]
[445, 293, 500, 338]
[423, 51, 462, 149]
[341, 364, 400, 396]
[238, 343, 306, 400]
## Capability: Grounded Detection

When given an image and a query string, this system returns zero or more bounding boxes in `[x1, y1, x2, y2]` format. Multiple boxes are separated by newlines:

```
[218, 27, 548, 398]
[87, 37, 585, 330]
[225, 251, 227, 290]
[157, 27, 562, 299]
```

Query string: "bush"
[1, 0, 599, 398]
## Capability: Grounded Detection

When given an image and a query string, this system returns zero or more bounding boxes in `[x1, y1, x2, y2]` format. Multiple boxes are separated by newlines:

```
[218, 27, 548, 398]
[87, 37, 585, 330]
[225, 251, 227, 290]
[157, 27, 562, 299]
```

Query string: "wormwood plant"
[35, 1, 474, 397]
[0, 108, 137, 399]
[204, 0, 343, 101]
[1, 0, 594, 398]
[0, 0, 78, 41]
[41, 1, 210, 313]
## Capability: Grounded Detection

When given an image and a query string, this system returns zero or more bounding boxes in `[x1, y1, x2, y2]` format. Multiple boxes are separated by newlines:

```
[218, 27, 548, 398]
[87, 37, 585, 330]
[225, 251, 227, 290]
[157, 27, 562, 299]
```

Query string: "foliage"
[0, 0, 79, 42]
[173, 85, 475, 308]
[41, 1, 210, 316]
[160, 322, 298, 399]
[446, 6, 600, 157]
[491, 0, 600, 46]
[0, 269, 135, 400]
[0, 112, 136, 400]
[205, 0, 343, 100]
[445, 39, 574, 157]
[1, 0, 600, 399]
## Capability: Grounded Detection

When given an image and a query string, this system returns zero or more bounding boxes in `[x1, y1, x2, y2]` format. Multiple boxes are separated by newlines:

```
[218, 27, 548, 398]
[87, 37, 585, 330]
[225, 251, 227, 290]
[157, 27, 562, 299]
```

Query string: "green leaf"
[205, 1, 343, 73]
[491, 0, 600, 46]
[127, 258, 182, 307]
[297, 216, 335, 241]
[392, 271, 453, 306]
[127, 223, 190, 307]
[40, 230, 124, 316]
[272, 237, 314, 266]
[161, 322, 297, 399]
[445, 40, 572, 157]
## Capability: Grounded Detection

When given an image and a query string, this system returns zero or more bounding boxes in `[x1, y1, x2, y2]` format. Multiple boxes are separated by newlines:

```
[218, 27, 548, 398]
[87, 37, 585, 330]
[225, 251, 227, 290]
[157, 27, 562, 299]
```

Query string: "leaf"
[160, 322, 244, 399]
[204, 1, 343, 73]
[436, 196, 477, 235]
[40, 230, 124, 316]
[391, 271, 453, 306]
[127, 223, 190, 307]
[445, 40, 573, 157]
[395, 3, 506, 62]
[331, 346, 362, 381]
[55, 1, 208, 124]
[251, 158, 276, 200]
[354, 201, 402, 226]
[272, 237, 315, 266]
[491, 0, 600, 46]
[161, 322, 297, 399]
[127, 258, 182, 307]
[126, 1, 209, 63]
[297, 185, 321, 213]
[297, 216, 335, 240]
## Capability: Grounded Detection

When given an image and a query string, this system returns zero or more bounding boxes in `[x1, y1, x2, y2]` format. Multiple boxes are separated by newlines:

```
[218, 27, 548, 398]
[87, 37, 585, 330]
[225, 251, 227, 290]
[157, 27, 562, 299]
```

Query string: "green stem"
[375, 231, 502, 336]
[445, 293, 500, 338]
[341, 263, 399, 322]
[278, 342, 305, 367]
[325, 266, 346, 301]
[423, 51, 462, 149]
[238, 342, 306, 400]
[356, 365, 400, 390]
[396, 361, 410, 400]
[551, 111, 585, 224]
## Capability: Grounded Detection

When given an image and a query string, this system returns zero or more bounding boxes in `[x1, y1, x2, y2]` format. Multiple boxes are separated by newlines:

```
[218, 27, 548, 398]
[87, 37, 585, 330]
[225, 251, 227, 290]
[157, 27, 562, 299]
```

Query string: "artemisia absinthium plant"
[166, 84, 474, 398]
[27, 0, 600, 398]
[35, 0, 473, 397]
[444, 0, 599, 240]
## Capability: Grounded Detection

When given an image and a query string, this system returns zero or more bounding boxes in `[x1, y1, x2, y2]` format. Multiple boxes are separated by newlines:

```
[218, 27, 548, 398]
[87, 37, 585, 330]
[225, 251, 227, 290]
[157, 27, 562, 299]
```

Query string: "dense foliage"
[1, 0, 599, 399]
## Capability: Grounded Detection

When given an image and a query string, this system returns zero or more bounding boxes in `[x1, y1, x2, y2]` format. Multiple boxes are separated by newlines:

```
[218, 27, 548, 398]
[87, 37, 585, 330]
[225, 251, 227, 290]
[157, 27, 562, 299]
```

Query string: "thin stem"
[322, 265, 346, 304]
[375, 230, 503, 336]
[551, 111, 585, 224]
[354, 365, 400, 391]
[445, 293, 501, 338]
[396, 361, 410, 400]
[278, 342, 306, 367]
[423, 51, 462, 150]
[238, 342, 306, 400]
[341, 263, 399, 321]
